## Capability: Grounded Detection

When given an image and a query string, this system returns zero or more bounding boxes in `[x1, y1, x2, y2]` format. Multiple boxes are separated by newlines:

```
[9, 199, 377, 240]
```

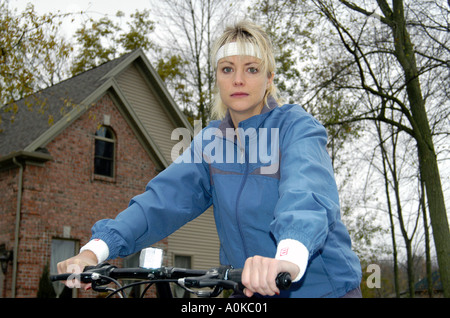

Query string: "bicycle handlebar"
[225, 268, 292, 292]
[50, 263, 292, 298]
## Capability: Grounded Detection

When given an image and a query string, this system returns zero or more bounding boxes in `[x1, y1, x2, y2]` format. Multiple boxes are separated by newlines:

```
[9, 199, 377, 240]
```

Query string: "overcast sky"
[10, 0, 152, 16]
[9, 0, 154, 37]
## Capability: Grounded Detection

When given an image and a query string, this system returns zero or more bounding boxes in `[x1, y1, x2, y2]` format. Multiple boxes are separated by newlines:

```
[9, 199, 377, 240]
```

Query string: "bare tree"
[309, 0, 449, 296]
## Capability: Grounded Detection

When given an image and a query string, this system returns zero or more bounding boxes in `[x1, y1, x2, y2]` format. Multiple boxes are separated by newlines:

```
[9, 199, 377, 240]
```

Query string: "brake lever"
[83, 263, 117, 285]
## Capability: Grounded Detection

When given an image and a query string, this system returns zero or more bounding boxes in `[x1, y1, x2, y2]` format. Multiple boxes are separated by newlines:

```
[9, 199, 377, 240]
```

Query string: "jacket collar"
[218, 95, 279, 134]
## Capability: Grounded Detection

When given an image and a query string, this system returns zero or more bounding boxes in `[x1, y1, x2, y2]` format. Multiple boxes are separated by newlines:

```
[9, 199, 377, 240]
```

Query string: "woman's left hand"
[241, 255, 299, 297]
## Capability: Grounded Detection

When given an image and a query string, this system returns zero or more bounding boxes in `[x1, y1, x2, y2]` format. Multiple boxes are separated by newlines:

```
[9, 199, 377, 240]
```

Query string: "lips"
[231, 92, 249, 97]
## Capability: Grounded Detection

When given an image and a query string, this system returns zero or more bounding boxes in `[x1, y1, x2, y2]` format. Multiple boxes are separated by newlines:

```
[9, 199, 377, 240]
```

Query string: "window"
[173, 255, 192, 298]
[50, 239, 77, 298]
[94, 126, 115, 177]
[123, 253, 142, 297]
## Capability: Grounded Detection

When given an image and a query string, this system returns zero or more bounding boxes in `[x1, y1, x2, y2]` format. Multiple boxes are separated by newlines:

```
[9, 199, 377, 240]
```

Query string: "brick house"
[0, 49, 219, 298]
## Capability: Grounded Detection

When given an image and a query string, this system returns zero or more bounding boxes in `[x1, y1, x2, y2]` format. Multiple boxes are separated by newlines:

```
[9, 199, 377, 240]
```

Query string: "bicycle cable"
[105, 279, 180, 298]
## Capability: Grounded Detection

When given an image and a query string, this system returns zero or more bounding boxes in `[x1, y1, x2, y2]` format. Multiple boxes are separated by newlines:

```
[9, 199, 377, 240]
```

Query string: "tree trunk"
[388, 0, 450, 297]
[377, 121, 401, 297]
[420, 179, 434, 297]
[417, 139, 450, 297]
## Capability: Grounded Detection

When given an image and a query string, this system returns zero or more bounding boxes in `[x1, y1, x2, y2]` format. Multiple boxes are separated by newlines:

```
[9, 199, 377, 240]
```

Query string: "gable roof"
[414, 271, 442, 293]
[0, 49, 192, 170]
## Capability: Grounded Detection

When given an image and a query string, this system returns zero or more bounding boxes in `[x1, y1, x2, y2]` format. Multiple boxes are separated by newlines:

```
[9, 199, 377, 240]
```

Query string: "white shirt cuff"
[79, 239, 109, 264]
[275, 239, 309, 282]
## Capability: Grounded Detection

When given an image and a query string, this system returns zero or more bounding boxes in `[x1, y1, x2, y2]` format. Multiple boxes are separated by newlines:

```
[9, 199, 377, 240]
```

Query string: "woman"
[58, 20, 362, 298]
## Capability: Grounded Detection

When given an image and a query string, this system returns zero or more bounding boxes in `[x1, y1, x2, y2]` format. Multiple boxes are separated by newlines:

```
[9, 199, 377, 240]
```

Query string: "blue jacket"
[90, 97, 362, 298]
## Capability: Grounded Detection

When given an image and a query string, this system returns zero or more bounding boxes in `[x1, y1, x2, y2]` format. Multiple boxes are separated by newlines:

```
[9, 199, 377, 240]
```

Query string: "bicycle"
[50, 248, 292, 298]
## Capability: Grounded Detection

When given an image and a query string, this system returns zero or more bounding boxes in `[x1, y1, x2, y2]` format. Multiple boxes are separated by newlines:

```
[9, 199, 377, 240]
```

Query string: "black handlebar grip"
[50, 273, 72, 282]
[275, 272, 292, 290]
[227, 269, 292, 290]
[50, 272, 93, 283]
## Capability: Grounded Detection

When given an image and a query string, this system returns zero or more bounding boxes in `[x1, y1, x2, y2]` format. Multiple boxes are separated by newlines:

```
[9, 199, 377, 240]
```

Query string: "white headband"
[215, 42, 262, 66]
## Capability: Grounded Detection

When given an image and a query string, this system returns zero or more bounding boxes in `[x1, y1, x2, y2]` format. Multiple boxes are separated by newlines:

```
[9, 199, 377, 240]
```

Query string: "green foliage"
[70, 16, 119, 75]
[118, 9, 156, 52]
[0, 1, 73, 113]
[70, 9, 156, 76]
[37, 263, 56, 298]
[156, 54, 193, 119]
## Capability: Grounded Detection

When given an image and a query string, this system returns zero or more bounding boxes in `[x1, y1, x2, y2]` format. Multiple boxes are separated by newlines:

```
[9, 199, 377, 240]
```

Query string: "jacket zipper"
[235, 138, 250, 259]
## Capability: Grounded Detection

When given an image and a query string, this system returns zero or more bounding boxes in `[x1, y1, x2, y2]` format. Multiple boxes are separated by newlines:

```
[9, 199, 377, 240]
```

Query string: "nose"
[233, 69, 245, 86]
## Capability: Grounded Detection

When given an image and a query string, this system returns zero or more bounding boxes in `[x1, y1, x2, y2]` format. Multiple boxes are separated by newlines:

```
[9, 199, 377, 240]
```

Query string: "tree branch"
[339, 0, 393, 26]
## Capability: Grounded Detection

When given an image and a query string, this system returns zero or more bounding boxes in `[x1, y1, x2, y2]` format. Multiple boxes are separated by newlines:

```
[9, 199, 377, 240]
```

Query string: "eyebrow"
[218, 60, 260, 66]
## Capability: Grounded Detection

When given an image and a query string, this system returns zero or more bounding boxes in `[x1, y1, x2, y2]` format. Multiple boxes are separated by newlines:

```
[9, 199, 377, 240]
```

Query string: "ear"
[267, 72, 275, 89]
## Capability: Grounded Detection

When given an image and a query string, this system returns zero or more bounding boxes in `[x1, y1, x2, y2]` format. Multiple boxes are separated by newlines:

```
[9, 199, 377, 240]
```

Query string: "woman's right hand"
[56, 250, 98, 290]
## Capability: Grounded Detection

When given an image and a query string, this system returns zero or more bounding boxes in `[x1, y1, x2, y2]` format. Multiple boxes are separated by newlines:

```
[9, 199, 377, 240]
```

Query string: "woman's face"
[216, 55, 274, 124]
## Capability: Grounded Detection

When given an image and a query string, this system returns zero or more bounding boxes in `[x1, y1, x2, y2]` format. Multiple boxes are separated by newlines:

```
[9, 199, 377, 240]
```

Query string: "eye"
[247, 67, 259, 74]
[222, 66, 233, 73]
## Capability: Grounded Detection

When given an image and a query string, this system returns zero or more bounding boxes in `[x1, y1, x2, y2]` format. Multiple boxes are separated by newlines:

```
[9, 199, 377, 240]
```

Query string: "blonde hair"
[210, 20, 280, 120]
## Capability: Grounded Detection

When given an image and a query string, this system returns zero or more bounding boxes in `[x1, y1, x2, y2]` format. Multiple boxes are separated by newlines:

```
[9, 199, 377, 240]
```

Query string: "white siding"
[116, 64, 176, 162]
[167, 207, 220, 270]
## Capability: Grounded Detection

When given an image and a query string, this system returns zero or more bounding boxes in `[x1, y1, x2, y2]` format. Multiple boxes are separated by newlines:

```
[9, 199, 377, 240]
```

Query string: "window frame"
[93, 125, 116, 180]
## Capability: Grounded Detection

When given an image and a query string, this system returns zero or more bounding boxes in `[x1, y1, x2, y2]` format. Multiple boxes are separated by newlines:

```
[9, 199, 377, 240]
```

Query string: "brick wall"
[0, 93, 166, 297]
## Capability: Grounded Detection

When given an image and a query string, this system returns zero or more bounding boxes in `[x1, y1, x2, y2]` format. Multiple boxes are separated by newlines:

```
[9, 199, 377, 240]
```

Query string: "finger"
[57, 260, 66, 274]
[253, 257, 279, 296]
[248, 257, 265, 293]
[243, 288, 254, 298]
[241, 257, 253, 289]
[267, 261, 281, 294]
[248, 256, 273, 296]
